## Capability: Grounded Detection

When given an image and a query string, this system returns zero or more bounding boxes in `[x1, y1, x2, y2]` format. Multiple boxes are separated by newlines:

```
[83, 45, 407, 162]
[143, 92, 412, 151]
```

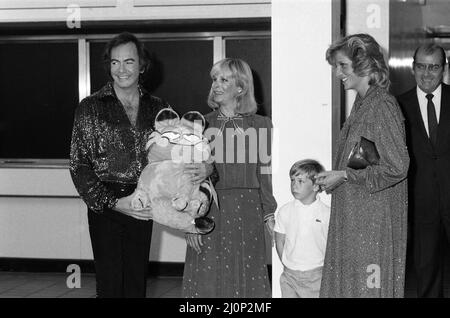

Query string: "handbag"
[347, 136, 380, 170]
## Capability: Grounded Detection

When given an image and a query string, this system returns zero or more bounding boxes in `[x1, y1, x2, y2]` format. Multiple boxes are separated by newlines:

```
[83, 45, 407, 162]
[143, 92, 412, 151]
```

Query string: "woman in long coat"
[316, 34, 409, 297]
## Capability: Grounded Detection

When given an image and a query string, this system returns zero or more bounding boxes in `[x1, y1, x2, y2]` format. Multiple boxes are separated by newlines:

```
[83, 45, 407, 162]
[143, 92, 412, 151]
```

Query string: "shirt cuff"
[264, 213, 275, 223]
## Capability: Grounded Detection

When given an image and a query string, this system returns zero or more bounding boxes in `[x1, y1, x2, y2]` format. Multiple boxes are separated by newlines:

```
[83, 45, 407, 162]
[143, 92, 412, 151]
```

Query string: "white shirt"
[417, 85, 442, 136]
[274, 196, 330, 271]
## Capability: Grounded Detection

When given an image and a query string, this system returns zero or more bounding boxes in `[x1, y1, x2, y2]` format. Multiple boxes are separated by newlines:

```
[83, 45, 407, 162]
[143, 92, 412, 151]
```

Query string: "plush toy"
[130, 108, 216, 234]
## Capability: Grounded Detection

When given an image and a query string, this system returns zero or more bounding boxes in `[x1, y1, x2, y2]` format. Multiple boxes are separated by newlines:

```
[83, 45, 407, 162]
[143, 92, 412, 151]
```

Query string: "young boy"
[274, 159, 330, 298]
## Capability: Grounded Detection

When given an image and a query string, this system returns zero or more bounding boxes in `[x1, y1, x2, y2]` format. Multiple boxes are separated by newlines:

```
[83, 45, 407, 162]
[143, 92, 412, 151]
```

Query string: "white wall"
[272, 0, 333, 298]
[0, 168, 187, 262]
[0, 197, 89, 259]
[0, 0, 270, 22]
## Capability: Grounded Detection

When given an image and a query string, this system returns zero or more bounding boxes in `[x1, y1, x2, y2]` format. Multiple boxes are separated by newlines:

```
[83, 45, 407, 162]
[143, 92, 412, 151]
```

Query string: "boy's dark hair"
[290, 159, 325, 183]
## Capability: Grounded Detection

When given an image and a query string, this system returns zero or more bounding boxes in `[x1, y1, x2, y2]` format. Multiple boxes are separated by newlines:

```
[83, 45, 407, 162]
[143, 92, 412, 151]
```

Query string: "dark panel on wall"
[90, 39, 213, 117]
[144, 40, 213, 116]
[0, 42, 78, 159]
[226, 38, 271, 117]
[0, 18, 270, 36]
[89, 41, 108, 94]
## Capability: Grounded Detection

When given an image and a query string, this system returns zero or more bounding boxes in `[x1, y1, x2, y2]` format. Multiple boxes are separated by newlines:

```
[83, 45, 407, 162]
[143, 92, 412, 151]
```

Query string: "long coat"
[320, 86, 409, 298]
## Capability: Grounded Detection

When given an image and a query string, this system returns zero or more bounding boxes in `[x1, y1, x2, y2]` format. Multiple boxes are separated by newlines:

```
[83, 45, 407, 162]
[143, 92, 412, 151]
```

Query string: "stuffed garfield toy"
[130, 108, 216, 234]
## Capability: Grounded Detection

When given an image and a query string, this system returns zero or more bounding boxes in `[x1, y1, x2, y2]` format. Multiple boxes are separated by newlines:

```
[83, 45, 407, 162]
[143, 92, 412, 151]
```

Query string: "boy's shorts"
[280, 266, 323, 298]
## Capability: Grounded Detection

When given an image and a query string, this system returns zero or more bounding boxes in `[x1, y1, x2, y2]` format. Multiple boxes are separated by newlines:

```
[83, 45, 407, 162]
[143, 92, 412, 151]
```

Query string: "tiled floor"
[1, 269, 449, 298]
[0, 272, 182, 298]
[1, 247, 449, 298]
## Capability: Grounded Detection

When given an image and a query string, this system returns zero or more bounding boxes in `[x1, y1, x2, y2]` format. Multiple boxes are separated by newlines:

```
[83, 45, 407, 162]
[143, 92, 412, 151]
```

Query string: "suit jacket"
[397, 83, 450, 223]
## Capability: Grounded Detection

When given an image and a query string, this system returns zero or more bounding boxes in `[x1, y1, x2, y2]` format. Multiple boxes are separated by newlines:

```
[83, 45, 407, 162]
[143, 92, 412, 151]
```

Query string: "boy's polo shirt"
[274, 197, 330, 271]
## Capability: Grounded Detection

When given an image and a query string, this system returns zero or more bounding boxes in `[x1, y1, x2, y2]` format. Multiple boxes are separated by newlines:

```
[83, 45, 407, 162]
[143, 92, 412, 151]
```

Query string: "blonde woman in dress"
[182, 58, 277, 298]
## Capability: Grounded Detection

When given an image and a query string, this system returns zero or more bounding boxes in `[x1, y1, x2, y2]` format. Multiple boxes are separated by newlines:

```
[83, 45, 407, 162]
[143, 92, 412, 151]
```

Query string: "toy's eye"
[182, 134, 202, 144]
[161, 131, 181, 142]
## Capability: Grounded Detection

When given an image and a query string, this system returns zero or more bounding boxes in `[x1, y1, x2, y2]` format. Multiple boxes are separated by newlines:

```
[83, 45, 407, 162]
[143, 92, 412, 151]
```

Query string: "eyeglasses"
[414, 62, 443, 72]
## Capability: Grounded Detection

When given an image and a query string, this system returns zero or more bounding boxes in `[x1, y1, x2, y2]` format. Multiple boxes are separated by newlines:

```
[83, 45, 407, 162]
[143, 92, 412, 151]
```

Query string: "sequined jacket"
[70, 82, 169, 212]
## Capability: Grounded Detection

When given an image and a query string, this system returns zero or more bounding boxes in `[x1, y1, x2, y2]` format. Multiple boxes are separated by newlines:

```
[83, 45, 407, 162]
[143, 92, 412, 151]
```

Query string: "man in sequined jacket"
[70, 32, 212, 298]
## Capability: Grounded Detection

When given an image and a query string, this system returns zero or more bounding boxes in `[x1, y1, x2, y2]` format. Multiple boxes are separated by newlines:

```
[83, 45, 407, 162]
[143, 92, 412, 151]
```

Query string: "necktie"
[426, 93, 438, 147]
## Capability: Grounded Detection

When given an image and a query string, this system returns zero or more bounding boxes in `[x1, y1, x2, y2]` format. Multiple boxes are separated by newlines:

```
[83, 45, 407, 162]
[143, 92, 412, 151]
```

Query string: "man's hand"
[184, 162, 214, 185]
[185, 233, 203, 254]
[113, 194, 153, 221]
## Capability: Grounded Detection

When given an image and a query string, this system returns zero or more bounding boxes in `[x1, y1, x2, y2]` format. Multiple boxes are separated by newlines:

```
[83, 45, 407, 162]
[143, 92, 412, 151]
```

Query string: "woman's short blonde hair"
[207, 58, 257, 115]
[326, 33, 390, 89]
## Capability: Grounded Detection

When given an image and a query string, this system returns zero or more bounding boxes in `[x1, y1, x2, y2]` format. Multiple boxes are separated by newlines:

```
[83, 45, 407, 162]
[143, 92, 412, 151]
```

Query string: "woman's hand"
[185, 233, 203, 254]
[184, 163, 214, 185]
[315, 170, 347, 193]
[264, 216, 275, 247]
[113, 194, 153, 221]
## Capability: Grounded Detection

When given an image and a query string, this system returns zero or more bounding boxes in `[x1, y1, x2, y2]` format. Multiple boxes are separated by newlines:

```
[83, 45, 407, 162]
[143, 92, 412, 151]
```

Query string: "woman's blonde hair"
[207, 58, 257, 115]
[326, 33, 390, 89]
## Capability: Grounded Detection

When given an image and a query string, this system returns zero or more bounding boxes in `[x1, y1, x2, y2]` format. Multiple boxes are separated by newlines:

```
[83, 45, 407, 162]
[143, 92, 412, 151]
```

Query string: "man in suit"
[397, 44, 450, 298]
